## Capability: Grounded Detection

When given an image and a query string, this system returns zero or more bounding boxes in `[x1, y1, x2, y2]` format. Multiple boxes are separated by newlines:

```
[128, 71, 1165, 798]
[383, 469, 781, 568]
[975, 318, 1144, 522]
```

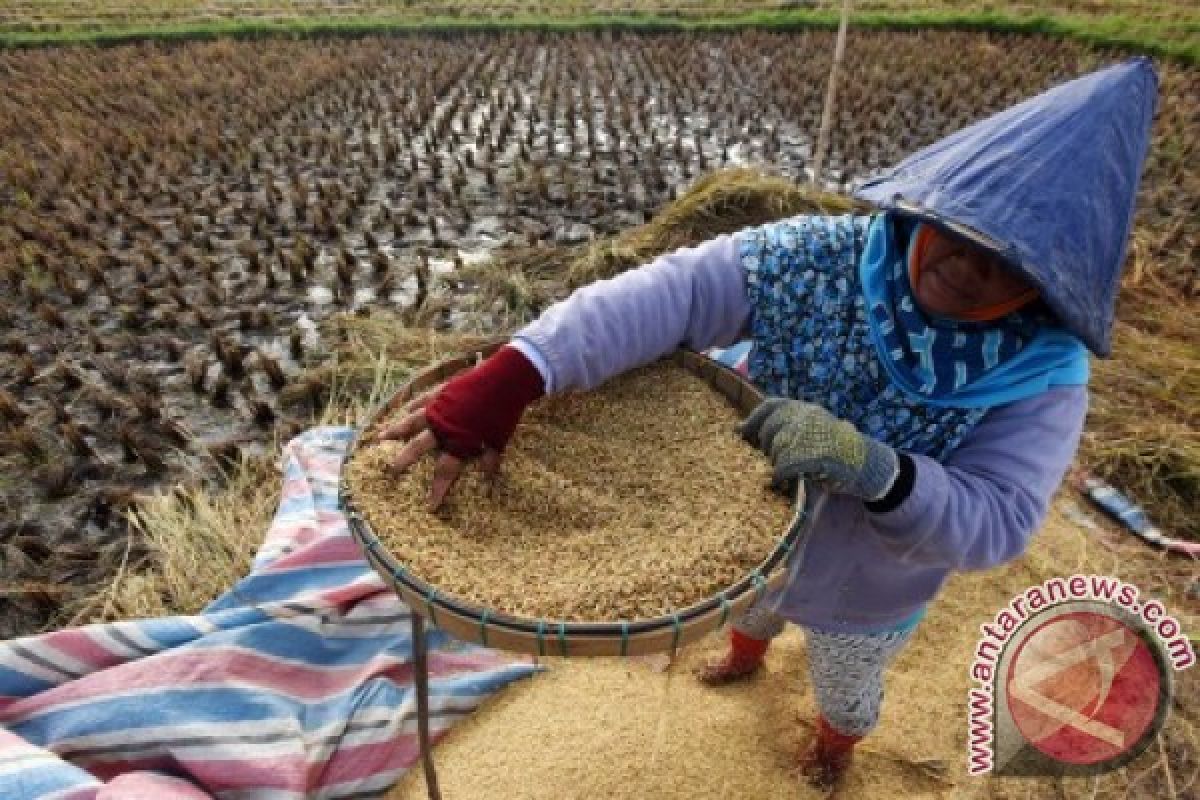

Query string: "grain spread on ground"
[344, 361, 794, 622]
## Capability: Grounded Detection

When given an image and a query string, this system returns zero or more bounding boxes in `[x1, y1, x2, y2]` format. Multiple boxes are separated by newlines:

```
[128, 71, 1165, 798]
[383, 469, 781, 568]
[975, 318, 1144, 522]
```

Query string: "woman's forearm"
[511, 233, 750, 392]
[861, 385, 1088, 570]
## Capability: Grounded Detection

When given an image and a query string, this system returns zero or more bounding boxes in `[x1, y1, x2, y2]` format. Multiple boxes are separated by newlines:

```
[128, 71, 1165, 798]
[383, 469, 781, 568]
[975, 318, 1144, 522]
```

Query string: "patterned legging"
[734, 606, 915, 737]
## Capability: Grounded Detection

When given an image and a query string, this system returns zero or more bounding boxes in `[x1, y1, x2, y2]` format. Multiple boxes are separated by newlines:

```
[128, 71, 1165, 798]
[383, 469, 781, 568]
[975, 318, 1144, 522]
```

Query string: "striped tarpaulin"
[708, 341, 752, 376]
[0, 427, 537, 799]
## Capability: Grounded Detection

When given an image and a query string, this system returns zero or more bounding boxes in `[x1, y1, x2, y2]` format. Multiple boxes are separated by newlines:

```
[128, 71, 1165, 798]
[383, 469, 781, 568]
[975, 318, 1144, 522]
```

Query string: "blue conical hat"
[853, 57, 1158, 357]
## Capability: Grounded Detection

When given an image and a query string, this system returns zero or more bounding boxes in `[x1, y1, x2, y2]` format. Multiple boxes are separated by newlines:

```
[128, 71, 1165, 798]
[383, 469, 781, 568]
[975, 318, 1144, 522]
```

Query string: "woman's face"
[913, 226, 1036, 319]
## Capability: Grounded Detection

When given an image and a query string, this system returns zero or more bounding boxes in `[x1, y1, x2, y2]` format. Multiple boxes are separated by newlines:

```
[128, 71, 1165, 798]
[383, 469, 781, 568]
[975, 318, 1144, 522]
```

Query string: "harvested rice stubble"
[344, 362, 793, 621]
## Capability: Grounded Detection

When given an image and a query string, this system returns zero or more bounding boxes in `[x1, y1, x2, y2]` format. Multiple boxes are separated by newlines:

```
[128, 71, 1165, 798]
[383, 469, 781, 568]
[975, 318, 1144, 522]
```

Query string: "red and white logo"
[967, 579, 1191, 778]
[1005, 610, 1163, 768]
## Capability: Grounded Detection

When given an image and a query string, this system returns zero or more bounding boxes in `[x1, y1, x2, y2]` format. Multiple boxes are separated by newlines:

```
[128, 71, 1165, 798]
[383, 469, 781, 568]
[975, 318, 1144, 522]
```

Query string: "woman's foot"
[695, 629, 770, 686]
[796, 715, 863, 788]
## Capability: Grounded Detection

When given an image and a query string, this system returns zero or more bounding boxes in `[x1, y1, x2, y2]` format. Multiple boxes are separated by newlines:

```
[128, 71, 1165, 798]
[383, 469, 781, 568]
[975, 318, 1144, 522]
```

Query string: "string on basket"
[424, 586, 438, 628]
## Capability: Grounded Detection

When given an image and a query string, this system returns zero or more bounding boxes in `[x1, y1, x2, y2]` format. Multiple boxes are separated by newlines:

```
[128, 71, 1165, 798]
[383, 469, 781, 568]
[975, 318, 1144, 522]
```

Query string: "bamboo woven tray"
[341, 341, 808, 658]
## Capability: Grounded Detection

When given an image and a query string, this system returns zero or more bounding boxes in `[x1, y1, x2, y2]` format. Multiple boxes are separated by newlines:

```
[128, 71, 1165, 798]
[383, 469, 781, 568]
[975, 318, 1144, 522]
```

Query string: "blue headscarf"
[860, 213, 1089, 409]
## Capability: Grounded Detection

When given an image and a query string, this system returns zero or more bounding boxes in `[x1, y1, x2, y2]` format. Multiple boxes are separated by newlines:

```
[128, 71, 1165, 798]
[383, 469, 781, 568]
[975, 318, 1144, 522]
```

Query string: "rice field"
[0, 27, 1196, 637]
[2, 1, 1196, 37]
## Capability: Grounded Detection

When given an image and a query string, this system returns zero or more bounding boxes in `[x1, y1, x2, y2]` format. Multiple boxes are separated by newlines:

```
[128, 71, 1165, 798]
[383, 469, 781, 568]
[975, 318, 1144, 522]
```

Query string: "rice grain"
[344, 361, 792, 622]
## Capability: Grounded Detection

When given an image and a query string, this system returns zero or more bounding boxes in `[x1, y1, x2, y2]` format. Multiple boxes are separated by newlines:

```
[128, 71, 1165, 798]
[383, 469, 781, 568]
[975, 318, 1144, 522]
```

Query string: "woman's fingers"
[372, 409, 429, 445]
[428, 452, 465, 511]
[404, 387, 440, 413]
[479, 447, 503, 496]
[479, 448, 502, 480]
[379, 426, 467, 511]
[736, 397, 787, 447]
[371, 386, 483, 510]
[361, 386, 440, 446]
[386, 429, 438, 476]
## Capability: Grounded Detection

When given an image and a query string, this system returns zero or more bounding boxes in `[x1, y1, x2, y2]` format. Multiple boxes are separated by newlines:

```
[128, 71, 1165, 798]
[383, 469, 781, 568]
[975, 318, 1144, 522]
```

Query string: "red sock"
[815, 715, 863, 754]
[799, 715, 864, 786]
[730, 628, 770, 663]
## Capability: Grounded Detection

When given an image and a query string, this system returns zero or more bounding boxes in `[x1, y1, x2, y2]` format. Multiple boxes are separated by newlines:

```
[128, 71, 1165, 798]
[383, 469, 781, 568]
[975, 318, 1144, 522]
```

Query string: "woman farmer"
[372, 58, 1158, 786]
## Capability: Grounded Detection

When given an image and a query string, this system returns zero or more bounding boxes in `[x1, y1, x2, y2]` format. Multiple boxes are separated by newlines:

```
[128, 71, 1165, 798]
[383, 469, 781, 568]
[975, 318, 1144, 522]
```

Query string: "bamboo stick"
[812, 0, 852, 186]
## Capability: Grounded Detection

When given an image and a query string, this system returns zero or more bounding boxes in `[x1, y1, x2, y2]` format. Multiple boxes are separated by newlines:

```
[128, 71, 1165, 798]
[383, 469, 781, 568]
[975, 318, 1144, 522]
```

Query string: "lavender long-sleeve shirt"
[510, 231, 1088, 634]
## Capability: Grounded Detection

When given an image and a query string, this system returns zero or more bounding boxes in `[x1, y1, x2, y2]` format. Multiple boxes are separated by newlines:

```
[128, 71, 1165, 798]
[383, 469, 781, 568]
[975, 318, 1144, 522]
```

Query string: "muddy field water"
[0, 30, 1194, 636]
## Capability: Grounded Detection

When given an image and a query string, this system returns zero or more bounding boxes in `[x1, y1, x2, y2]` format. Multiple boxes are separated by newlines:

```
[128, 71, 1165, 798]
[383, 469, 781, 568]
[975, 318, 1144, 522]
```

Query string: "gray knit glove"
[737, 398, 900, 501]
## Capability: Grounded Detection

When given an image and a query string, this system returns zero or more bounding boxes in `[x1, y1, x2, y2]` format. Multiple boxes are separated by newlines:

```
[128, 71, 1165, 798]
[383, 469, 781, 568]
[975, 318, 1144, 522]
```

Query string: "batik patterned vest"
[736, 214, 987, 460]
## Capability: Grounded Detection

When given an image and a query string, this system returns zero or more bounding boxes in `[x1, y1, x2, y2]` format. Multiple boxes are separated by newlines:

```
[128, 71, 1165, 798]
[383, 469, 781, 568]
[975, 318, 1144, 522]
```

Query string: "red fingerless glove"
[424, 345, 545, 459]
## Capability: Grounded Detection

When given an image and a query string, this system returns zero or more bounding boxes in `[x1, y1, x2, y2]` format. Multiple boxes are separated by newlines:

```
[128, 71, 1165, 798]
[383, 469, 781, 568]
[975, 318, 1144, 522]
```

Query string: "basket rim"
[339, 346, 807, 640]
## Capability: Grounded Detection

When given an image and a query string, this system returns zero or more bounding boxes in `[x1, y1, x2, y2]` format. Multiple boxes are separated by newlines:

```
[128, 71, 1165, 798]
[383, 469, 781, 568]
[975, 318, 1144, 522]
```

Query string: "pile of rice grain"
[344, 361, 793, 622]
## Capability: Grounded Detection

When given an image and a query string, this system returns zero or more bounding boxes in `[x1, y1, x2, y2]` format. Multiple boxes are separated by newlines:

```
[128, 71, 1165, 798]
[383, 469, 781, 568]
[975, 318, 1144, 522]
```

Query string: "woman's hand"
[737, 398, 899, 501]
[366, 387, 501, 511]
[367, 345, 545, 510]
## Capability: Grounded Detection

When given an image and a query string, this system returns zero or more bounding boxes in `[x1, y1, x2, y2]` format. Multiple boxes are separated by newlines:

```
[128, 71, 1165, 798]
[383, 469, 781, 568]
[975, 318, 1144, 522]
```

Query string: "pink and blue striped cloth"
[0, 427, 537, 799]
[709, 341, 752, 376]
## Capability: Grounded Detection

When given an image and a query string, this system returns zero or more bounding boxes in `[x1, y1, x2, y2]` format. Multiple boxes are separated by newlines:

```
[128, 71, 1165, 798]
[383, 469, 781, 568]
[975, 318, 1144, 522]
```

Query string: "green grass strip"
[0, 9, 1195, 66]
